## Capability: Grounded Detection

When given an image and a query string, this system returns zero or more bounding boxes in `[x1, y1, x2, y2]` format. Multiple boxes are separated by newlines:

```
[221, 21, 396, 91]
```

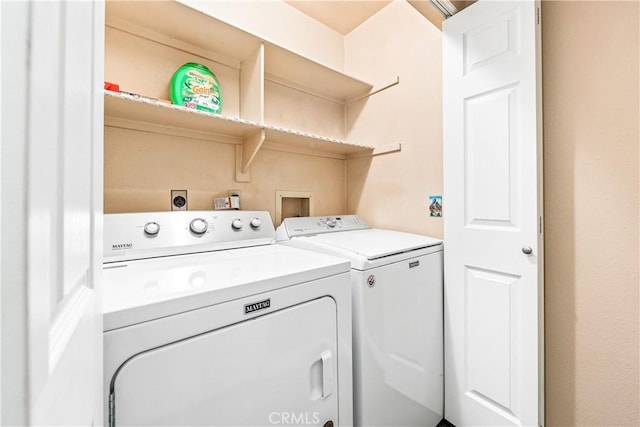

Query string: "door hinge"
[109, 392, 115, 427]
[537, 6, 540, 25]
[539, 216, 543, 234]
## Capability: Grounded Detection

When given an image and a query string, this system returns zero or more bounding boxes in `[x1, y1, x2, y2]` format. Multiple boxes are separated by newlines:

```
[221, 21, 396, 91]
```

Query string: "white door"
[443, 1, 543, 426]
[1, 1, 104, 425]
[111, 297, 339, 427]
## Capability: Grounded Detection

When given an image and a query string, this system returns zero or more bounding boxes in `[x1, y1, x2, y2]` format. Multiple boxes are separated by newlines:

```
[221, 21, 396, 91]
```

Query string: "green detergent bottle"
[170, 63, 222, 114]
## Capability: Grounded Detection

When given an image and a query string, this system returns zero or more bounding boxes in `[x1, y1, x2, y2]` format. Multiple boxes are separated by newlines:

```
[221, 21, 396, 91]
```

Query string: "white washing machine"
[103, 210, 353, 427]
[276, 215, 444, 427]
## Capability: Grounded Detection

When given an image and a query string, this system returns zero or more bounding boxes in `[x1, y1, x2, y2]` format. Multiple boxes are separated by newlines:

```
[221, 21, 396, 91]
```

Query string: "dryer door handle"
[320, 350, 333, 399]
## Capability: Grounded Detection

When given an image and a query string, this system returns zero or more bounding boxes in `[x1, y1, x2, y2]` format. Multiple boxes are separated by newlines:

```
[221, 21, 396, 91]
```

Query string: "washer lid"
[300, 229, 443, 260]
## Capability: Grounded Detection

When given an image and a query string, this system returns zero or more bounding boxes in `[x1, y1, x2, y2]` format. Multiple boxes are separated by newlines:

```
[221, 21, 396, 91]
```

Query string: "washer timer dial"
[189, 218, 208, 234]
[143, 222, 160, 236]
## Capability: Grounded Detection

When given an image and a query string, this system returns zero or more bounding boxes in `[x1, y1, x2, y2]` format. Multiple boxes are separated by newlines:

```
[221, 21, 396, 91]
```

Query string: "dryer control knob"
[143, 222, 160, 236]
[189, 218, 208, 234]
[231, 219, 243, 230]
[326, 218, 337, 228]
[249, 218, 262, 229]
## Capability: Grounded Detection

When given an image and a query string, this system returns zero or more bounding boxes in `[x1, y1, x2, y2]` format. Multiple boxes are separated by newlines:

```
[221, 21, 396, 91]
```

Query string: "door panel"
[463, 10, 519, 75]
[112, 297, 339, 427]
[443, 1, 543, 426]
[464, 267, 522, 418]
[61, 0, 94, 301]
[465, 83, 520, 228]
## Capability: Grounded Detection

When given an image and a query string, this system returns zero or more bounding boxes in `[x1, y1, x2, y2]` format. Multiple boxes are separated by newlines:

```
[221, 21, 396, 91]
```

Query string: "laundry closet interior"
[101, 1, 539, 426]
[103, 0, 444, 239]
[5, 0, 639, 426]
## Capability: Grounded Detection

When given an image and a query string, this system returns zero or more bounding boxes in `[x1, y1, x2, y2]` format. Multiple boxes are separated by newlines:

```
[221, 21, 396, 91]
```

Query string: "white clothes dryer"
[276, 215, 444, 427]
[103, 211, 352, 427]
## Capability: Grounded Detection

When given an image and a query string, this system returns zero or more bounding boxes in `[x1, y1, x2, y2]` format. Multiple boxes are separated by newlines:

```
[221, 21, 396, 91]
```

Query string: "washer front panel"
[351, 252, 444, 426]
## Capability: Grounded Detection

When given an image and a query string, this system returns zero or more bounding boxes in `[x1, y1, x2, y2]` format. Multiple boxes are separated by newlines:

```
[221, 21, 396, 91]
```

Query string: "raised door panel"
[464, 83, 520, 230]
[61, 0, 93, 300]
[464, 267, 523, 423]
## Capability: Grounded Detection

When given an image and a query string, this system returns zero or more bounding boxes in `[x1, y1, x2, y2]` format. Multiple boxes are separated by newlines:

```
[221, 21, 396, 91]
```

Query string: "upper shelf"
[104, 91, 261, 142]
[105, 1, 373, 102]
[104, 91, 375, 158]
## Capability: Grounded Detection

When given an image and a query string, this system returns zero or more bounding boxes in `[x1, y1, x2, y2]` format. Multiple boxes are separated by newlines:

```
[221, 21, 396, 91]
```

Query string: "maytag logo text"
[244, 298, 271, 314]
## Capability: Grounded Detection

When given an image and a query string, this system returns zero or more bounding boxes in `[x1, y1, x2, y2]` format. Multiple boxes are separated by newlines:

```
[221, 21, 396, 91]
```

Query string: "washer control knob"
[143, 222, 160, 236]
[189, 218, 208, 234]
[231, 219, 243, 230]
[326, 218, 337, 228]
[249, 218, 262, 229]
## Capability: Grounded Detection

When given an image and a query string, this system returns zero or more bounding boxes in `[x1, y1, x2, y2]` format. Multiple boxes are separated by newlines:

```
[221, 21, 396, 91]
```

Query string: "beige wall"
[542, 1, 639, 425]
[345, 1, 444, 239]
[104, 127, 346, 220]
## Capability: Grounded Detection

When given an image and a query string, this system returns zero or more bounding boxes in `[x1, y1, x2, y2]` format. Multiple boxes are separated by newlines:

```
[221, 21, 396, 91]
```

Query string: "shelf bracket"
[235, 145, 251, 182]
[346, 76, 400, 104]
[236, 129, 266, 181]
[347, 143, 402, 159]
[243, 129, 266, 172]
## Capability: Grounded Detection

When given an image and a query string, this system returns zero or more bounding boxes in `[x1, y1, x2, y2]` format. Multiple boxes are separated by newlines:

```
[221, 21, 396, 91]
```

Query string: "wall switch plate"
[171, 190, 187, 211]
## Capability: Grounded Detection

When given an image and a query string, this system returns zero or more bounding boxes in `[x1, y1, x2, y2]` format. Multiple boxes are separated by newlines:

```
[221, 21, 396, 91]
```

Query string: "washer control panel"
[276, 215, 369, 239]
[104, 211, 275, 262]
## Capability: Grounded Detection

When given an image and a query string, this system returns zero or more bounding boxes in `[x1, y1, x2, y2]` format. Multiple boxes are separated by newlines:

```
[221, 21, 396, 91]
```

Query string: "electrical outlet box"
[171, 190, 187, 211]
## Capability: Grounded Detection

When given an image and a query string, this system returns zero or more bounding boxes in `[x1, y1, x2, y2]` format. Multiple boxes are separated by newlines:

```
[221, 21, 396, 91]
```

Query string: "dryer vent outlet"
[171, 190, 188, 211]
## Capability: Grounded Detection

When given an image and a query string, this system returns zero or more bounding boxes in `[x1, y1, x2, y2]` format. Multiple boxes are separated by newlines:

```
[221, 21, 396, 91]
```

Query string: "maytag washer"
[103, 210, 352, 427]
[276, 215, 444, 427]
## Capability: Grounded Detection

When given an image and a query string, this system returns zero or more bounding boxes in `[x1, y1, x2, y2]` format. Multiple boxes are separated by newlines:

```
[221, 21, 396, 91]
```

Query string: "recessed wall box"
[275, 191, 314, 225]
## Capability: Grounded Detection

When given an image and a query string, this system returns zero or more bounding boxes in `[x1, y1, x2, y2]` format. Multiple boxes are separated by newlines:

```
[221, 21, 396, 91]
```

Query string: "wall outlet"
[171, 190, 187, 211]
[228, 189, 241, 198]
